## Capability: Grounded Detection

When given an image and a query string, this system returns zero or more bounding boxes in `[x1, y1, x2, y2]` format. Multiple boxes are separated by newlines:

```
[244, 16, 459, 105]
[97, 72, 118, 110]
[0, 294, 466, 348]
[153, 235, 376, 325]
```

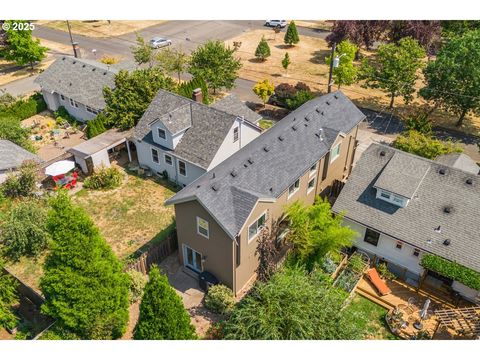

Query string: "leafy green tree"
[188, 40, 242, 93]
[0, 116, 34, 152]
[441, 21, 480, 37]
[222, 265, 362, 339]
[420, 30, 480, 127]
[404, 112, 432, 134]
[3, 20, 47, 69]
[393, 130, 463, 160]
[0, 258, 19, 330]
[285, 197, 356, 270]
[281, 52, 291, 75]
[1, 161, 38, 199]
[133, 266, 196, 340]
[255, 36, 271, 61]
[361, 37, 425, 109]
[40, 192, 130, 339]
[156, 47, 190, 82]
[325, 40, 359, 89]
[284, 21, 300, 46]
[131, 34, 155, 67]
[252, 79, 275, 107]
[1, 200, 50, 261]
[103, 68, 177, 130]
[285, 90, 315, 110]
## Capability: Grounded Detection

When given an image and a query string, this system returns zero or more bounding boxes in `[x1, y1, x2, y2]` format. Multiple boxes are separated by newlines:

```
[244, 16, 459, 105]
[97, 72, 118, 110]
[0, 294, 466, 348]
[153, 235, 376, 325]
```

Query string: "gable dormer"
[151, 105, 192, 150]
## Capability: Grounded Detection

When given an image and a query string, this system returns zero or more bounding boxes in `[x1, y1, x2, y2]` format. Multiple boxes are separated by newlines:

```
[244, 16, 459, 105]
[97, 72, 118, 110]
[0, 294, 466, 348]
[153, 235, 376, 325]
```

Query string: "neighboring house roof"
[211, 94, 263, 124]
[0, 140, 42, 171]
[34, 56, 118, 110]
[332, 143, 480, 273]
[435, 153, 479, 175]
[133, 89, 258, 169]
[166, 91, 366, 239]
[68, 129, 132, 158]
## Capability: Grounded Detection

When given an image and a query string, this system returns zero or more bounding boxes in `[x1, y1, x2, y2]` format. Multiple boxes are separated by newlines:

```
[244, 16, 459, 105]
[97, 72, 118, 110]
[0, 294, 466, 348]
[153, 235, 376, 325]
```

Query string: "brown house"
[165, 91, 366, 295]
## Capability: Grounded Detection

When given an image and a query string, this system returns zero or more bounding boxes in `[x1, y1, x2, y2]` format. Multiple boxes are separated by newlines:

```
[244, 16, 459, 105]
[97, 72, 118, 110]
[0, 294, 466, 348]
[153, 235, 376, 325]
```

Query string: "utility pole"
[66, 20, 78, 58]
[327, 42, 336, 93]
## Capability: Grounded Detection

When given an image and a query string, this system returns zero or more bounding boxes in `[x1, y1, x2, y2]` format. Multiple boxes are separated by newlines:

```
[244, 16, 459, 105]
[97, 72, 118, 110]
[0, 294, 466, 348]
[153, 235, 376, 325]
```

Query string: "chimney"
[192, 88, 203, 103]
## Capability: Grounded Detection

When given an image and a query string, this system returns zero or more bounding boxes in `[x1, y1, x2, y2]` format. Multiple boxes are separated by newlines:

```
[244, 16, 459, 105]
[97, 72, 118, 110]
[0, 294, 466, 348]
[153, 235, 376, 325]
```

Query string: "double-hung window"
[233, 127, 239, 142]
[248, 212, 266, 242]
[158, 128, 166, 139]
[309, 163, 317, 177]
[330, 143, 341, 163]
[164, 154, 173, 165]
[288, 179, 300, 198]
[179, 161, 187, 176]
[307, 177, 316, 193]
[196, 217, 209, 238]
[151, 148, 159, 163]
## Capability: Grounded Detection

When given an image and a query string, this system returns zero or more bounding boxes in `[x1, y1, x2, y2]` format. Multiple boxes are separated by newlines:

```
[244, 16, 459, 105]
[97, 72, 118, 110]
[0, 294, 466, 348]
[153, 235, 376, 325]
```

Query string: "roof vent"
[92, 68, 96, 72]
[230, 170, 237, 178]
[315, 108, 321, 113]
[278, 135, 284, 141]
[72, 61, 76, 64]
[466, 178, 473, 185]
[293, 117, 296, 121]
[212, 172, 216, 179]
[82, 64, 86, 68]
[211, 184, 219, 192]
[334, 94, 338, 99]
[443, 239, 451, 246]
[247, 158, 254, 165]
[304, 116, 310, 121]
[379, 150, 386, 157]
[443, 206, 452, 214]
[304, 123, 308, 127]
[103, 72, 107, 75]
[244, 163, 248, 168]
[439, 168, 447, 175]
[196, 184, 201, 188]
[434, 226, 442, 233]
[62, 57, 66, 60]
[263, 146, 270, 152]
[326, 101, 330, 106]
[426, 239, 432, 245]
[269, 187, 273, 192]
[291, 125, 297, 131]
[69, 82, 72, 86]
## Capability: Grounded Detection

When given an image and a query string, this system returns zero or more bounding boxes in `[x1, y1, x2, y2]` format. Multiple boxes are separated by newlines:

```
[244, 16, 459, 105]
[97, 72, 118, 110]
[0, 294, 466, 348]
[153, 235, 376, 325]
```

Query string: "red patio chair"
[64, 183, 72, 190]
[70, 179, 77, 187]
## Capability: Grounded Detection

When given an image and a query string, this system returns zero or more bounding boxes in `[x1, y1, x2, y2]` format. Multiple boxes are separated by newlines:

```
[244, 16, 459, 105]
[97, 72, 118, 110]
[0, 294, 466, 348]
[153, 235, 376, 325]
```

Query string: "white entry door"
[183, 245, 202, 272]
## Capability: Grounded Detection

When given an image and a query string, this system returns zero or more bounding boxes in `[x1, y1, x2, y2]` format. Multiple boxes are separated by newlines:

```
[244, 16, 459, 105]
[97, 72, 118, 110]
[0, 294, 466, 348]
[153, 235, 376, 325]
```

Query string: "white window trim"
[178, 160, 187, 177]
[248, 212, 267, 243]
[196, 216, 209, 239]
[309, 163, 317, 178]
[151, 147, 159, 164]
[287, 179, 300, 199]
[376, 188, 408, 207]
[307, 177, 316, 194]
[164, 154, 173, 166]
[158, 128, 166, 140]
[330, 143, 341, 163]
[412, 248, 420, 257]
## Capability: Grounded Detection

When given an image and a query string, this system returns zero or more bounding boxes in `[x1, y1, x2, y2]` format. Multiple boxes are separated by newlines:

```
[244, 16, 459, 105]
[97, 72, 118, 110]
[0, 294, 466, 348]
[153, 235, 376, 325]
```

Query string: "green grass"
[346, 295, 399, 340]
[258, 119, 274, 130]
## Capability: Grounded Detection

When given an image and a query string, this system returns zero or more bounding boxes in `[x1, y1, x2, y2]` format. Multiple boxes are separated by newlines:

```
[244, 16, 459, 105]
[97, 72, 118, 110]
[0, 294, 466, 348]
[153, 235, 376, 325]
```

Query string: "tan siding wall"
[174, 201, 235, 289]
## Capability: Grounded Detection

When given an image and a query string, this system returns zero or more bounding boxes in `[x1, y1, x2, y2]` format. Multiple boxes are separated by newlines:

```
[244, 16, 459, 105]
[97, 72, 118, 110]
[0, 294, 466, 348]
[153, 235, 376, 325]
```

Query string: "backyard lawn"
[74, 168, 177, 260]
[347, 295, 399, 340]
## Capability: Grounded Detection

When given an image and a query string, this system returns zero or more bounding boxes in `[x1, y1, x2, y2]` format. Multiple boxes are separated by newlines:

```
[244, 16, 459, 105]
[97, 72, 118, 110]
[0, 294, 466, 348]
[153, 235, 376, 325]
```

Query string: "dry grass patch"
[0, 58, 54, 87]
[74, 169, 177, 260]
[36, 20, 168, 38]
[226, 29, 480, 135]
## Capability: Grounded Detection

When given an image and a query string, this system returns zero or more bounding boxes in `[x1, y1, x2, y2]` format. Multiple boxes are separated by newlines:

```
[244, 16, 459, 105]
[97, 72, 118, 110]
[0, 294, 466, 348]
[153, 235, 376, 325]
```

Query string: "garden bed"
[333, 252, 370, 296]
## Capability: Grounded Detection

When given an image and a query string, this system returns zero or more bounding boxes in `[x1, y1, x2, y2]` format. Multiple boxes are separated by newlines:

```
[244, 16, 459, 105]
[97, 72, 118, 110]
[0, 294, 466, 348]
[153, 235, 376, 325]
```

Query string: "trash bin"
[199, 271, 219, 292]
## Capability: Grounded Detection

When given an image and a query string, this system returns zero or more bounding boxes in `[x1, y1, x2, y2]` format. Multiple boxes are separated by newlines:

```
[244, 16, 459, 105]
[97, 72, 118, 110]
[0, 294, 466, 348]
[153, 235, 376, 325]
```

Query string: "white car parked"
[265, 20, 288, 28]
[149, 37, 172, 49]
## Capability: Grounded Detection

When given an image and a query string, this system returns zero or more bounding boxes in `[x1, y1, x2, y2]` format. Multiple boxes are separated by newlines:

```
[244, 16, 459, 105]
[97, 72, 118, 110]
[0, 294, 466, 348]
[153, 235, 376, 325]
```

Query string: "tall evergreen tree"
[133, 266, 196, 340]
[40, 192, 130, 339]
[255, 36, 271, 61]
[284, 21, 300, 46]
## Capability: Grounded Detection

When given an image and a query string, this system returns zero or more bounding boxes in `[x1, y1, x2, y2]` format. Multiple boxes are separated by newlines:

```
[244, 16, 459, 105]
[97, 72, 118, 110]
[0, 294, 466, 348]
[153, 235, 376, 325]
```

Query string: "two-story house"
[132, 89, 263, 187]
[35, 56, 118, 122]
[165, 91, 366, 295]
[332, 143, 480, 303]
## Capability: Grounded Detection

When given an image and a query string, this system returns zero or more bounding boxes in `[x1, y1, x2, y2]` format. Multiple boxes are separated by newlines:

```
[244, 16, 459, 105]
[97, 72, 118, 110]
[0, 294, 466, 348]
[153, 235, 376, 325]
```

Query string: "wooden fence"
[125, 233, 178, 275]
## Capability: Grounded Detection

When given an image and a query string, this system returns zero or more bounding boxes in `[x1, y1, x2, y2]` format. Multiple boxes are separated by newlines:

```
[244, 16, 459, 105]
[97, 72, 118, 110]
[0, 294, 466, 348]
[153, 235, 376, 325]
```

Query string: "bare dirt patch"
[74, 169, 176, 260]
[36, 20, 168, 38]
[227, 29, 480, 135]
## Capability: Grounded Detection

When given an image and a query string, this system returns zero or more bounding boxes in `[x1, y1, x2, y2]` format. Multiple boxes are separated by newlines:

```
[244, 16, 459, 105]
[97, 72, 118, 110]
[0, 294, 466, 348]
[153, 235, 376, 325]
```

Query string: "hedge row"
[421, 254, 480, 290]
[0, 92, 47, 121]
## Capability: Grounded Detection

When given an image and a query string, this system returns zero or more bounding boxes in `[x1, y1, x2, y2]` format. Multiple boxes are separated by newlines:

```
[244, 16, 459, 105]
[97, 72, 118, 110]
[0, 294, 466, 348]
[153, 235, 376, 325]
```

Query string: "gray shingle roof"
[0, 140, 42, 171]
[435, 153, 480, 175]
[211, 94, 262, 124]
[166, 91, 366, 238]
[133, 89, 241, 169]
[34, 56, 117, 110]
[374, 152, 430, 199]
[332, 143, 480, 272]
[68, 129, 132, 157]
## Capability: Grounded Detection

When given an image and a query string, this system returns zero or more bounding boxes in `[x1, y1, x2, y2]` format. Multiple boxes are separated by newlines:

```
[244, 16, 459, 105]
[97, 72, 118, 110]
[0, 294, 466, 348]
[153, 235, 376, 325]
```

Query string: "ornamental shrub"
[0, 92, 46, 120]
[204, 284, 235, 315]
[421, 254, 480, 290]
[133, 266, 196, 340]
[127, 269, 147, 304]
[83, 166, 123, 190]
[1, 160, 38, 198]
[285, 90, 315, 110]
[1, 200, 50, 261]
[393, 130, 463, 159]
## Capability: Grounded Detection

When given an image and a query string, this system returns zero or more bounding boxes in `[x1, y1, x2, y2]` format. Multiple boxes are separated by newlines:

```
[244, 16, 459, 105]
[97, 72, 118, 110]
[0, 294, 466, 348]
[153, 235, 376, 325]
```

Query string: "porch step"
[355, 287, 394, 310]
[181, 266, 200, 282]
